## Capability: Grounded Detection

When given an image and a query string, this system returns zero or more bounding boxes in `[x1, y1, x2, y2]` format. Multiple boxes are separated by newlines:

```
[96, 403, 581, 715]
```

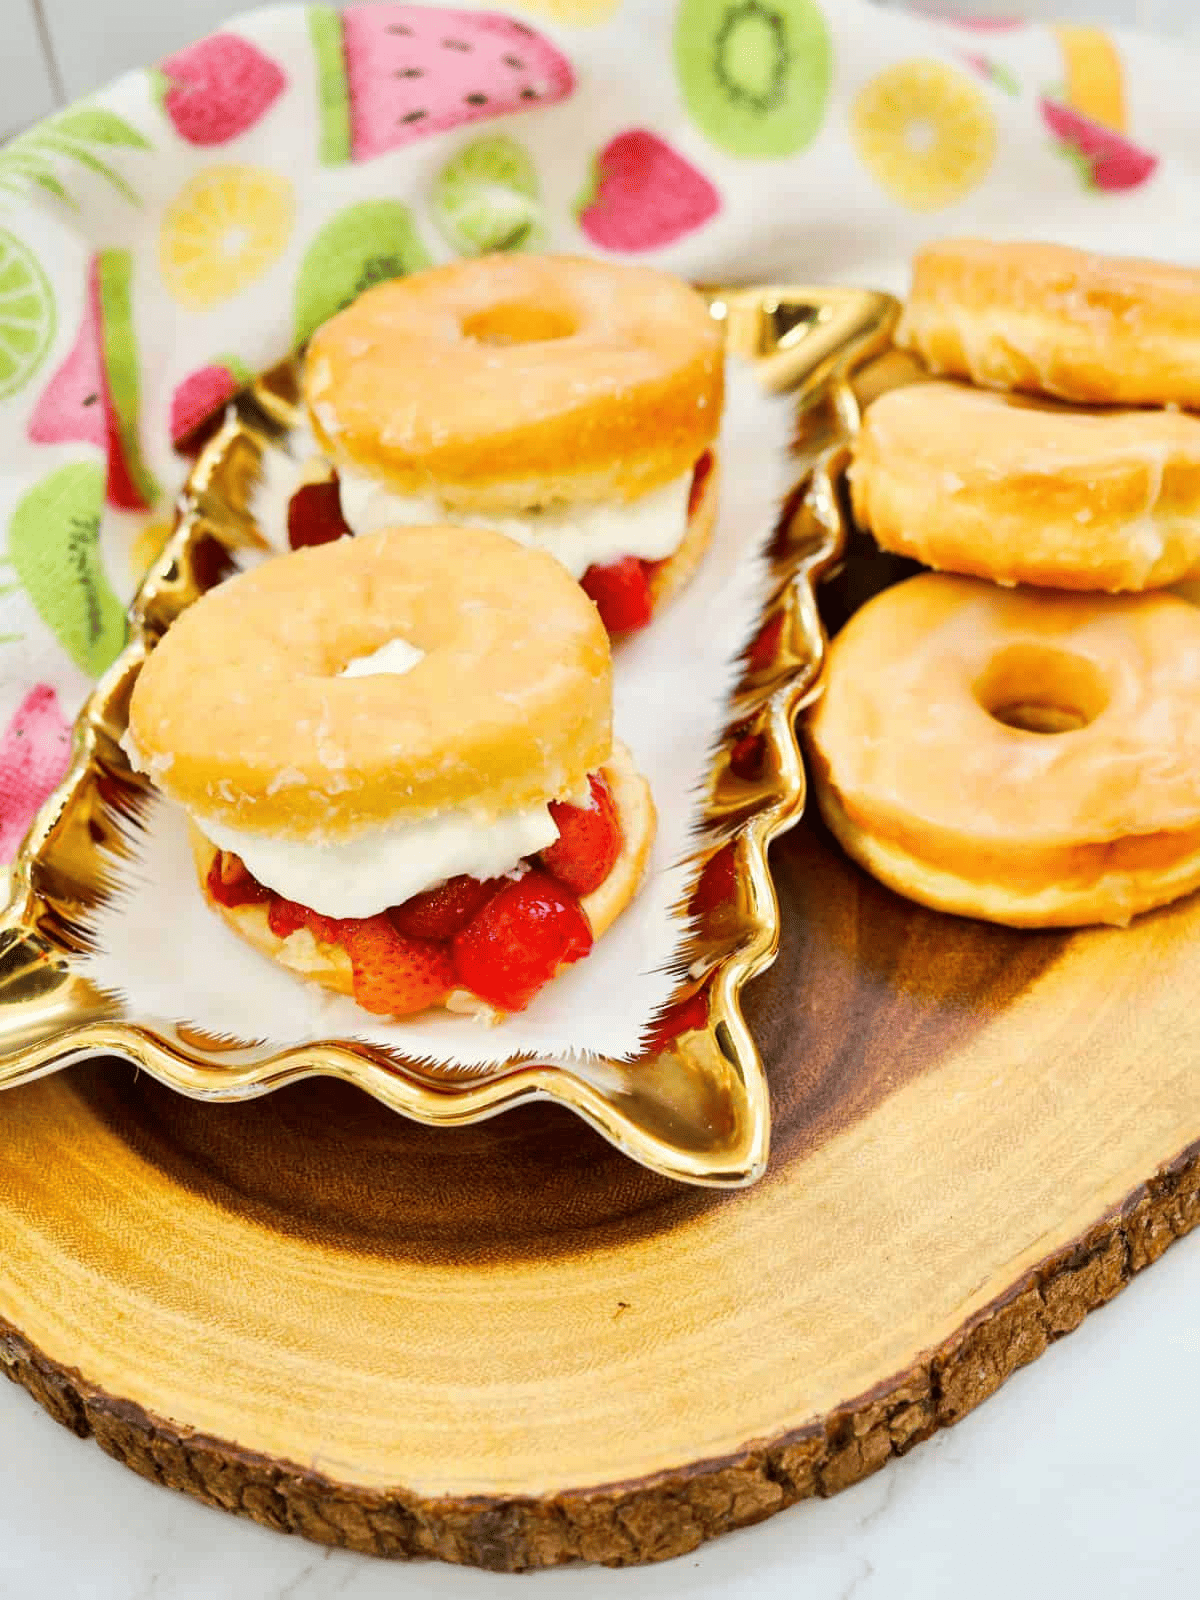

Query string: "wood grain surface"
[2, 526, 1199, 1568]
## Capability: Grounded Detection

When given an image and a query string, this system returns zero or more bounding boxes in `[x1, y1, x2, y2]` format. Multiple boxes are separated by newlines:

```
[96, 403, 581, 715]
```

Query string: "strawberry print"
[577, 130, 719, 252]
[0, 685, 73, 861]
[155, 34, 288, 146]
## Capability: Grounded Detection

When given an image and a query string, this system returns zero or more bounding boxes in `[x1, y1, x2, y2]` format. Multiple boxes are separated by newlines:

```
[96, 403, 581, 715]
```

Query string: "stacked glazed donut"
[292, 255, 722, 636]
[125, 255, 725, 1019]
[809, 240, 1200, 928]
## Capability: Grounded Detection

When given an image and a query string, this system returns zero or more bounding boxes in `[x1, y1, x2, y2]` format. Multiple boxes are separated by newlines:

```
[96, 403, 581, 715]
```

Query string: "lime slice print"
[159, 165, 294, 311]
[0, 230, 55, 402]
[432, 136, 543, 255]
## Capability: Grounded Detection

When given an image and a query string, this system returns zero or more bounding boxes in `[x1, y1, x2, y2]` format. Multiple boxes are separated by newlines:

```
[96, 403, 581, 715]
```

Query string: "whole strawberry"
[577, 130, 719, 253]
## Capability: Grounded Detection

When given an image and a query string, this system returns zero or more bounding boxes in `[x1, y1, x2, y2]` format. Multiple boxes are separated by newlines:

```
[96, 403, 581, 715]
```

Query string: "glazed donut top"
[304, 254, 724, 513]
[809, 574, 1200, 849]
[897, 239, 1200, 407]
[850, 381, 1200, 591]
[128, 526, 611, 840]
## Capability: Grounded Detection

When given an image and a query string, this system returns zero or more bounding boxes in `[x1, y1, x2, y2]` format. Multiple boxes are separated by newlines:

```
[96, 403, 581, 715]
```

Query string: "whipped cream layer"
[336, 468, 693, 580]
[198, 800, 562, 920]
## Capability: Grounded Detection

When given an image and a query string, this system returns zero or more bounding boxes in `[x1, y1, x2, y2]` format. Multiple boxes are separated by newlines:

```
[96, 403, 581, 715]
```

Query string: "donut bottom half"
[643, 453, 719, 622]
[291, 451, 720, 630]
[811, 770, 1200, 930]
[190, 743, 657, 1021]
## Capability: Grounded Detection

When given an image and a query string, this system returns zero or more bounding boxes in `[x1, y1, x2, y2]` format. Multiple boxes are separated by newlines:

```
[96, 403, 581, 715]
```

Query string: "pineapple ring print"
[853, 60, 996, 211]
[159, 165, 294, 310]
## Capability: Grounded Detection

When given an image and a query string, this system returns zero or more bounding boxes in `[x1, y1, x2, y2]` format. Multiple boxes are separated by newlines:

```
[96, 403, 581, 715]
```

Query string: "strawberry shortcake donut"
[301, 254, 723, 635]
[125, 525, 656, 1018]
[807, 573, 1200, 928]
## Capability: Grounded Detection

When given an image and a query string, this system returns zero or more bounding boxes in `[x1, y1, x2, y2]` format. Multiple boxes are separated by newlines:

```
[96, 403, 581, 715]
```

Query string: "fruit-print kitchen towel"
[0, 0, 1195, 856]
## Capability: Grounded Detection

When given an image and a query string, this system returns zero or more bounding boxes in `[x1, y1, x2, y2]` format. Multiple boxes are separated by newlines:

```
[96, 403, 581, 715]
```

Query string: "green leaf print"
[0, 103, 151, 209]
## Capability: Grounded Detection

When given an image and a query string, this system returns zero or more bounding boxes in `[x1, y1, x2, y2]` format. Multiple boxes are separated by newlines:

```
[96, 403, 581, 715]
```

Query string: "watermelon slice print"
[28, 252, 161, 512]
[170, 355, 253, 449]
[0, 684, 73, 861]
[1041, 99, 1157, 193]
[308, 4, 575, 165]
[577, 131, 719, 252]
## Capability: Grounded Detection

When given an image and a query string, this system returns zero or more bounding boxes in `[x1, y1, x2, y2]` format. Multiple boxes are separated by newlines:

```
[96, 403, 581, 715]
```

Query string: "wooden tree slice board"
[2, 803, 1199, 1569]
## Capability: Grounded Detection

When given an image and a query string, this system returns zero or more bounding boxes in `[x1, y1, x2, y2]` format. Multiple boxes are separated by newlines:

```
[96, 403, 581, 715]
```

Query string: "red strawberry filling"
[452, 870, 592, 1014]
[541, 772, 623, 895]
[206, 770, 624, 1015]
[580, 449, 714, 634]
[580, 555, 654, 635]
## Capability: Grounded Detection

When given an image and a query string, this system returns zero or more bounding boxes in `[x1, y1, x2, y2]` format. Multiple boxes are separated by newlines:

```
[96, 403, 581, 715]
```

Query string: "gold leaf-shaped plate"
[0, 285, 897, 1187]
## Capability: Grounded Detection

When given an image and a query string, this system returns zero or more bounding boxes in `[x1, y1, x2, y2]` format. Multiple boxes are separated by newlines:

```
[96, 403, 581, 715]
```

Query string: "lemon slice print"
[0, 230, 55, 402]
[853, 60, 997, 211]
[159, 165, 294, 311]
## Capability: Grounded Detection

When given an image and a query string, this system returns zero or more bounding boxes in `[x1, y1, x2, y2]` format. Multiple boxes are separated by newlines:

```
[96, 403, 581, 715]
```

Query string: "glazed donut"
[851, 381, 1200, 592]
[302, 254, 723, 634]
[127, 525, 656, 1017]
[897, 239, 1200, 407]
[807, 574, 1200, 928]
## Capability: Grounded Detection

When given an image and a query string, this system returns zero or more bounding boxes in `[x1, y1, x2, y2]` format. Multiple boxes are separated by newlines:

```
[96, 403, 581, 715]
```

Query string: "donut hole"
[974, 645, 1109, 735]
[462, 302, 577, 346]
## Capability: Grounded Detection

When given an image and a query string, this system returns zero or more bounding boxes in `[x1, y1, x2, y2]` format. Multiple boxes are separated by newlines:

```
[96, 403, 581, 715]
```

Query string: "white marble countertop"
[3, 0, 1200, 1595]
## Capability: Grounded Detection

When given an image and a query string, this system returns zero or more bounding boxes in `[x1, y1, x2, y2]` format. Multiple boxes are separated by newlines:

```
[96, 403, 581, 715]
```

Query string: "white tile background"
[1, 0, 1196, 127]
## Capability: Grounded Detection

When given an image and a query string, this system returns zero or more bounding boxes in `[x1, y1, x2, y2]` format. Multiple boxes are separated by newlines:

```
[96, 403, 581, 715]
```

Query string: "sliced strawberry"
[207, 850, 272, 908]
[453, 869, 592, 1012]
[540, 772, 623, 897]
[688, 448, 714, 518]
[387, 874, 503, 941]
[580, 555, 654, 634]
[339, 913, 457, 1016]
[268, 895, 309, 939]
[287, 479, 351, 549]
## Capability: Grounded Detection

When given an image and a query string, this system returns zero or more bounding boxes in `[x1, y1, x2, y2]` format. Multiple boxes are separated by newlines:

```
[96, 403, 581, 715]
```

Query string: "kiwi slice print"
[293, 200, 432, 345]
[9, 462, 126, 676]
[675, 0, 833, 159]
